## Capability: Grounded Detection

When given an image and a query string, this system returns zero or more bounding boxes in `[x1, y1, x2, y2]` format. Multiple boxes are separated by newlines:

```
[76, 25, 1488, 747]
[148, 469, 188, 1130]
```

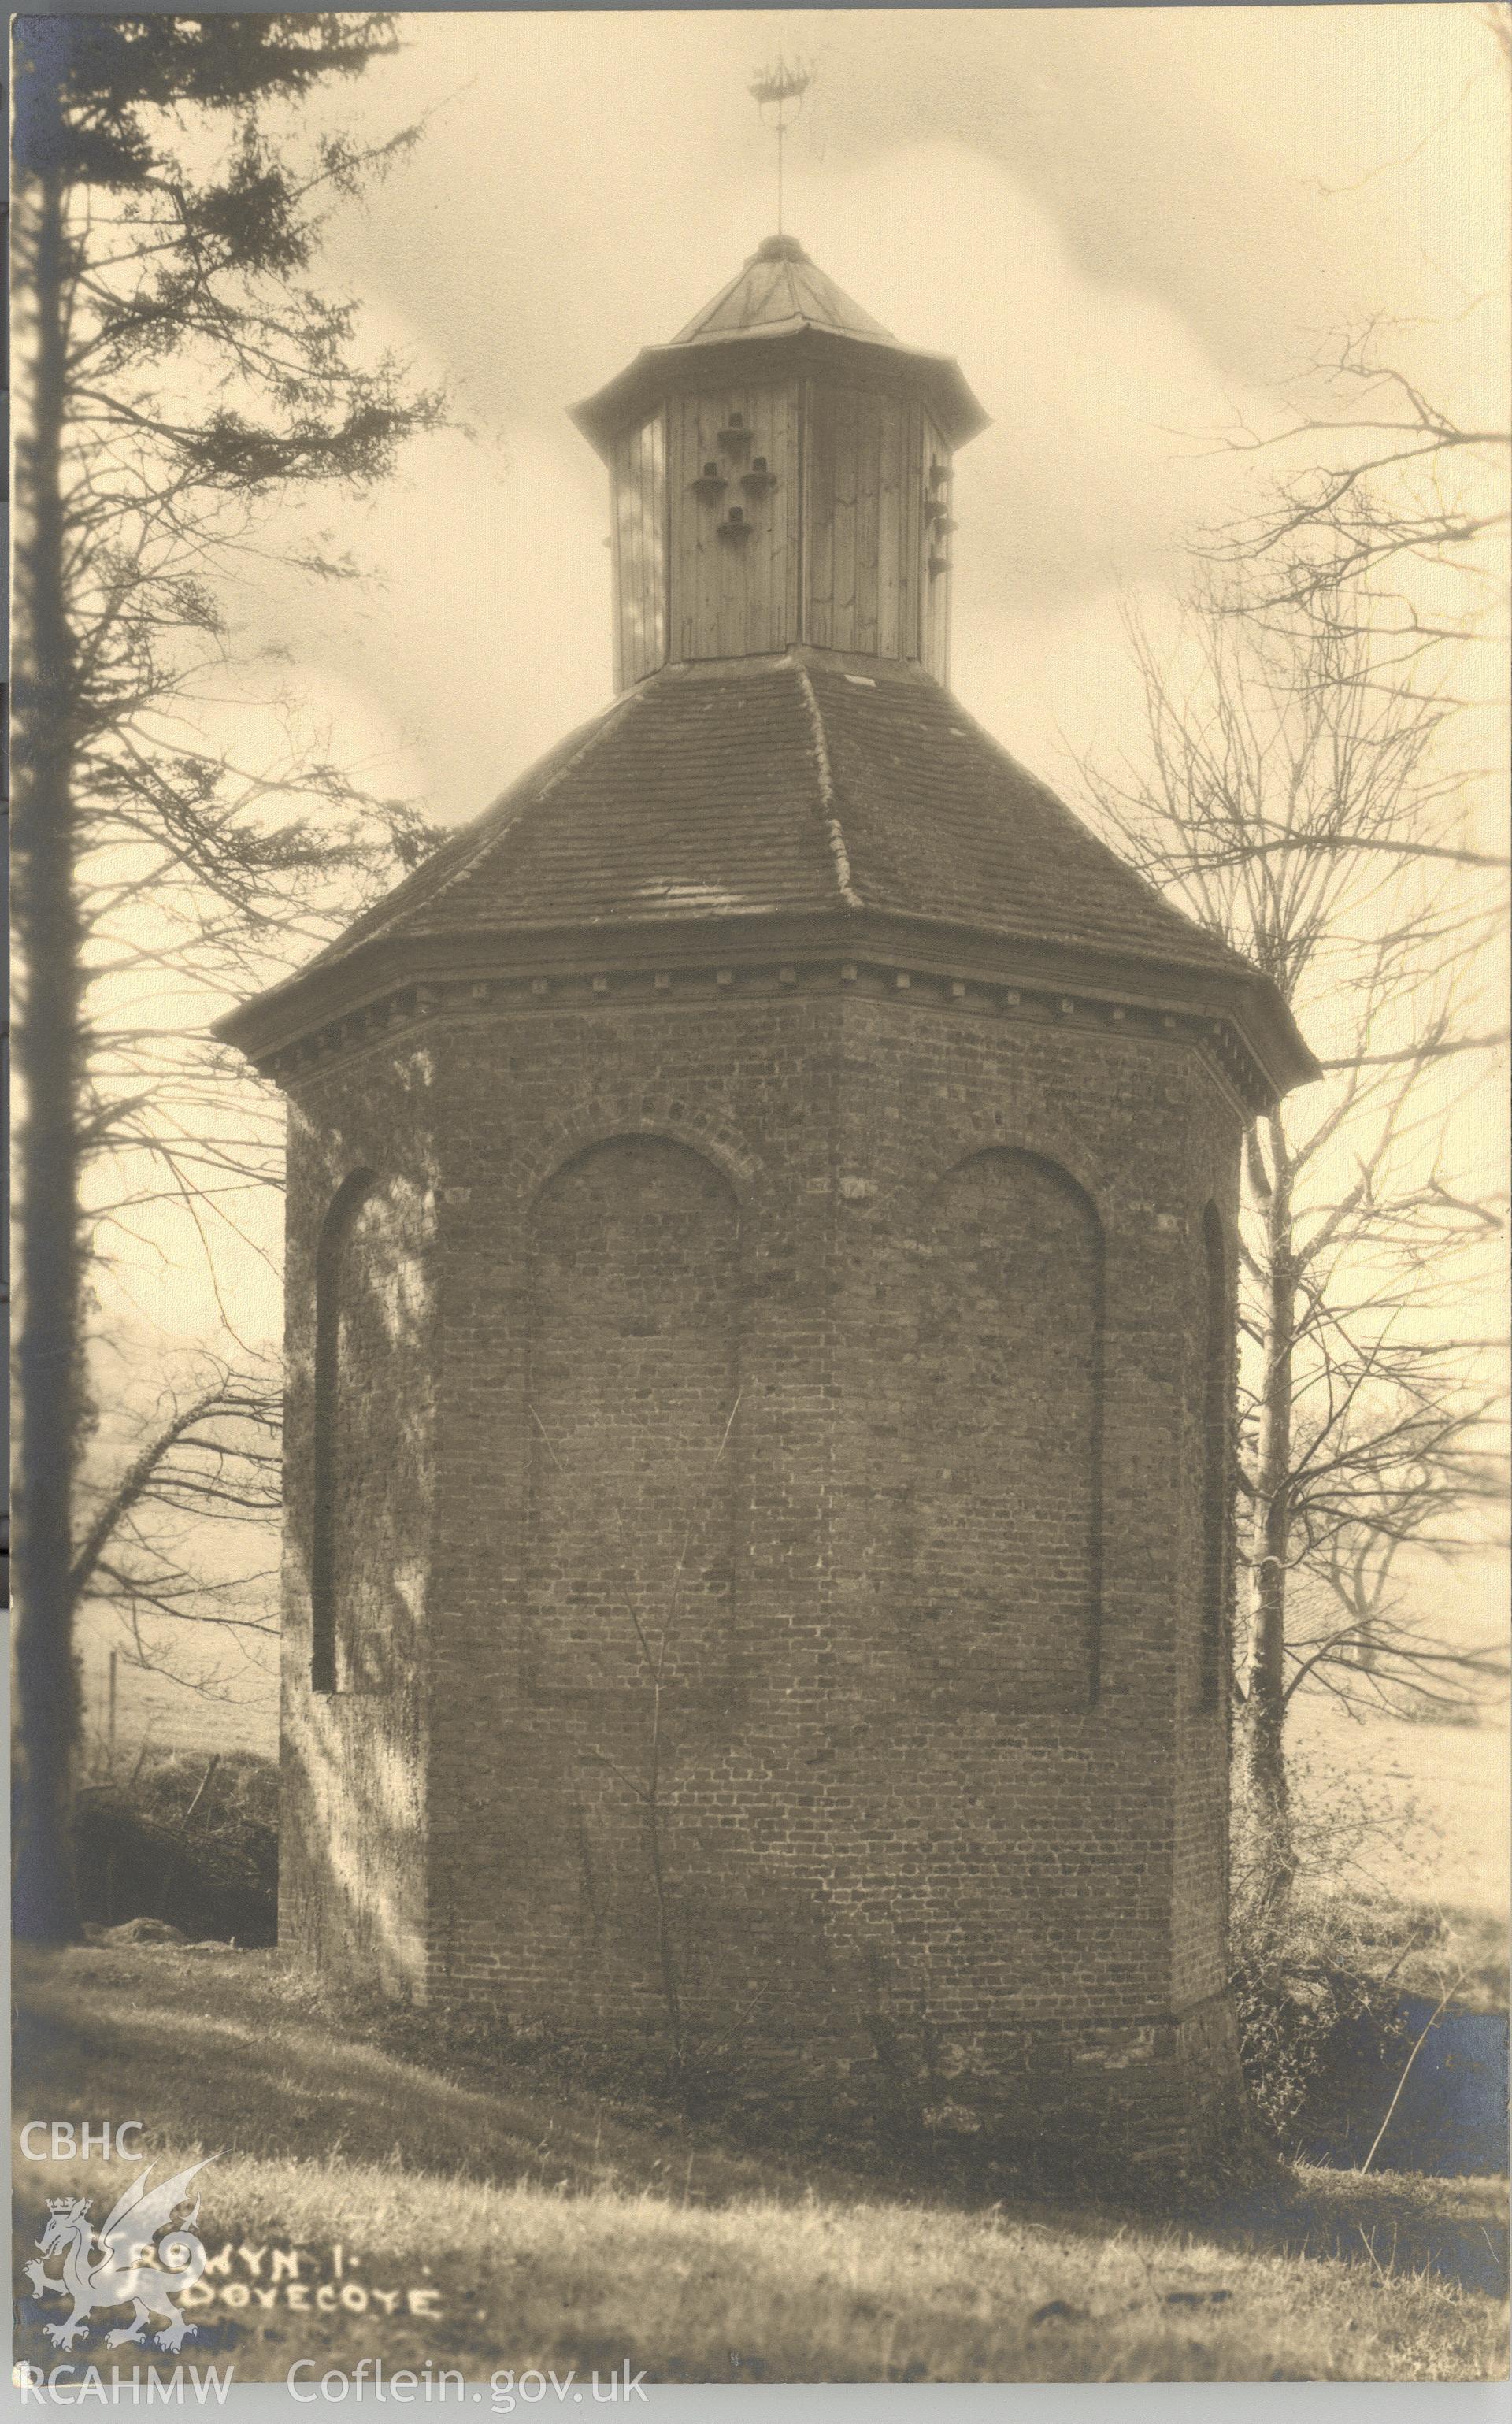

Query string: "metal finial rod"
[749, 56, 813, 239]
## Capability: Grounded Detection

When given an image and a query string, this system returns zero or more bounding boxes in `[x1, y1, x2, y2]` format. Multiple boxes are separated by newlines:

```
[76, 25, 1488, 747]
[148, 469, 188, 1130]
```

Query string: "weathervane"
[749, 54, 813, 237]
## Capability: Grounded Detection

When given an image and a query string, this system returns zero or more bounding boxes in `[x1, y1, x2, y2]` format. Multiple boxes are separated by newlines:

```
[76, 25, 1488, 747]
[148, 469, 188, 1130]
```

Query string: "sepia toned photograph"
[9, 4, 1510, 2398]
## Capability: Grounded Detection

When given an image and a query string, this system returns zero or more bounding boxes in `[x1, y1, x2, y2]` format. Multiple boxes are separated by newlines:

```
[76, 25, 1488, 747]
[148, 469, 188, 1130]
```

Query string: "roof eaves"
[572, 328, 991, 456]
[837, 899, 1321, 1102]
[940, 694, 1262, 986]
[346, 688, 643, 966]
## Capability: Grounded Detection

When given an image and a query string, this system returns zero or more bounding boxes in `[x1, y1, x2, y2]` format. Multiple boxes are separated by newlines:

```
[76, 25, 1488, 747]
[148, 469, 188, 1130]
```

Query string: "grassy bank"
[13, 1946, 1507, 2383]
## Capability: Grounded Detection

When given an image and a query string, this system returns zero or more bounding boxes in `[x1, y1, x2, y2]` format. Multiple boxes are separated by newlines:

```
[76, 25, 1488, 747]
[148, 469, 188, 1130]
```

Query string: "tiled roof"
[571, 239, 989, 457]
[670, 233, 897, 347]
[295, 653, 1256, 983]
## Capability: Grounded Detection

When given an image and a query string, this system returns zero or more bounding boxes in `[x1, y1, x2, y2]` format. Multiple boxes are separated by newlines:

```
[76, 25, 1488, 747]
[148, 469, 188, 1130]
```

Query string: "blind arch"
[1199, 1203, 1232, 1711]
[913, 1147, 1104, 1711]
[310, 1169, 380, 1695]
[525, 1135, 740, 1698]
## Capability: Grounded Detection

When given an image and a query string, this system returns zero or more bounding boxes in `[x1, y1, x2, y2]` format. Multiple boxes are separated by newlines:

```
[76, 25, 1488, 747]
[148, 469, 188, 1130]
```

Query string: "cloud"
[806, 138, 1265, 612]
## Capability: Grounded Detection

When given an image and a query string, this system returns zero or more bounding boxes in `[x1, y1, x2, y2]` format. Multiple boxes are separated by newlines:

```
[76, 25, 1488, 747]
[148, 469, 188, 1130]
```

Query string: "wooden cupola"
[572, 232, 990, 689]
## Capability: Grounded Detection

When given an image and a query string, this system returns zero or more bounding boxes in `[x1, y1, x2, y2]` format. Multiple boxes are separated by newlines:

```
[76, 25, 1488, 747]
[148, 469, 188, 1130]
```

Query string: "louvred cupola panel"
[576, 232, 988, 684]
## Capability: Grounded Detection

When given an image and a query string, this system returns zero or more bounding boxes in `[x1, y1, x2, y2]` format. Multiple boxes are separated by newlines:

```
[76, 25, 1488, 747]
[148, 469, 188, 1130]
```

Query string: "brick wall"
[277, 966, 1248, 2159]
[278, 1064, 439, 1996]
[525, 1137, 739, 1699]
[911, 1147, 1102, 1711]
[1170, 1102, 1240, 2011]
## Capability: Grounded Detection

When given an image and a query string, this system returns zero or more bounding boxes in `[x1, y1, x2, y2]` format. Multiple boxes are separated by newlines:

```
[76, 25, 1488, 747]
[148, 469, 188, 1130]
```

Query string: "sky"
[95, 4, 1510, 1343]
[239, 4, 1511, 824]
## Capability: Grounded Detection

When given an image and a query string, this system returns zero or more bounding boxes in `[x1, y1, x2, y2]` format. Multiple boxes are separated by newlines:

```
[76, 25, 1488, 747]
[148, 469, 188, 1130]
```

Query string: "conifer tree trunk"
[12, 152, 86, 1941]
[9, 18, 442, 1933]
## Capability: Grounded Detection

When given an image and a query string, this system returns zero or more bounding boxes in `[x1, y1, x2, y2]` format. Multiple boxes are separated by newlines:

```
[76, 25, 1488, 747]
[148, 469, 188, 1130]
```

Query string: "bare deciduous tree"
[72, 1356, 283, 1672]
[1077, 575, 1508, 1908]
[1211, 328, 1510, 684]
[1205, 11, 1510, 691]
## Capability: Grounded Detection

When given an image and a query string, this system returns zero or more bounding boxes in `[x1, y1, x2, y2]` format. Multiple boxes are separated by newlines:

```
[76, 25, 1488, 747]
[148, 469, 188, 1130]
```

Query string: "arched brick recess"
[524, 1136, 741, 1698]
[1199, 1202, 1232, 1711]
[910, 1147, 1104, 1710]
[312, 1170, 376, 1693]
[517, 1092, 772, 1217]
[312, 1169, 428, 1696]
[902, 1110, 1112, 1233]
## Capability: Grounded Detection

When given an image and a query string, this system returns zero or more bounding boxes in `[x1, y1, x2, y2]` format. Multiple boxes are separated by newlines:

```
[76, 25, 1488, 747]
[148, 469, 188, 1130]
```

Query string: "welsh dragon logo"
[24, 2159, 212, 2352]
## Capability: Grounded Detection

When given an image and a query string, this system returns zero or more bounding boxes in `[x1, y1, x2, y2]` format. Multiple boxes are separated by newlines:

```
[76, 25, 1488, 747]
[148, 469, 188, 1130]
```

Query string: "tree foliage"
[13, 14, 444, 1938]
[15, 11, 445, 1274]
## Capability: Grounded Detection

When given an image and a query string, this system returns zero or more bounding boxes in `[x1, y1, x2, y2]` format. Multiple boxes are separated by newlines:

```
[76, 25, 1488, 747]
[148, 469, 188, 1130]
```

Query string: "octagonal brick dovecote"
[215, 230, 1317, 2172]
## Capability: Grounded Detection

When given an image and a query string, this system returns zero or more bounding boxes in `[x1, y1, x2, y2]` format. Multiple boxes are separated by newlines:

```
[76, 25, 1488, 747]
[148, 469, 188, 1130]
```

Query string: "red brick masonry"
[267, 957, 1250, 2166]
[219, 643, 1316, 2170]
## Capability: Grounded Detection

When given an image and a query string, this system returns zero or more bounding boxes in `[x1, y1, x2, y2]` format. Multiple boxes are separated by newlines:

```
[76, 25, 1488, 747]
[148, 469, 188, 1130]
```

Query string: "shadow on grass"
[14, 1946, 1508, 2302]
[14, 1946, 871, 2210]
[1208, 2170, 1510, 2300]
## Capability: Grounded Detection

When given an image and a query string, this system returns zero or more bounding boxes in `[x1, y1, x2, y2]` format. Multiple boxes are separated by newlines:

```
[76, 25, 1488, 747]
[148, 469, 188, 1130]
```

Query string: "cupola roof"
[573, 233, 989, 458]
[669, 232, 895, 345]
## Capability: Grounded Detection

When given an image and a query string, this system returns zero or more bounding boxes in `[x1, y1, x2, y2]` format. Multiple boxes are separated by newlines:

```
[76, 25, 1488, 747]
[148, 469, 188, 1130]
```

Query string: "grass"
[13, 1946, 1508, 2384]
